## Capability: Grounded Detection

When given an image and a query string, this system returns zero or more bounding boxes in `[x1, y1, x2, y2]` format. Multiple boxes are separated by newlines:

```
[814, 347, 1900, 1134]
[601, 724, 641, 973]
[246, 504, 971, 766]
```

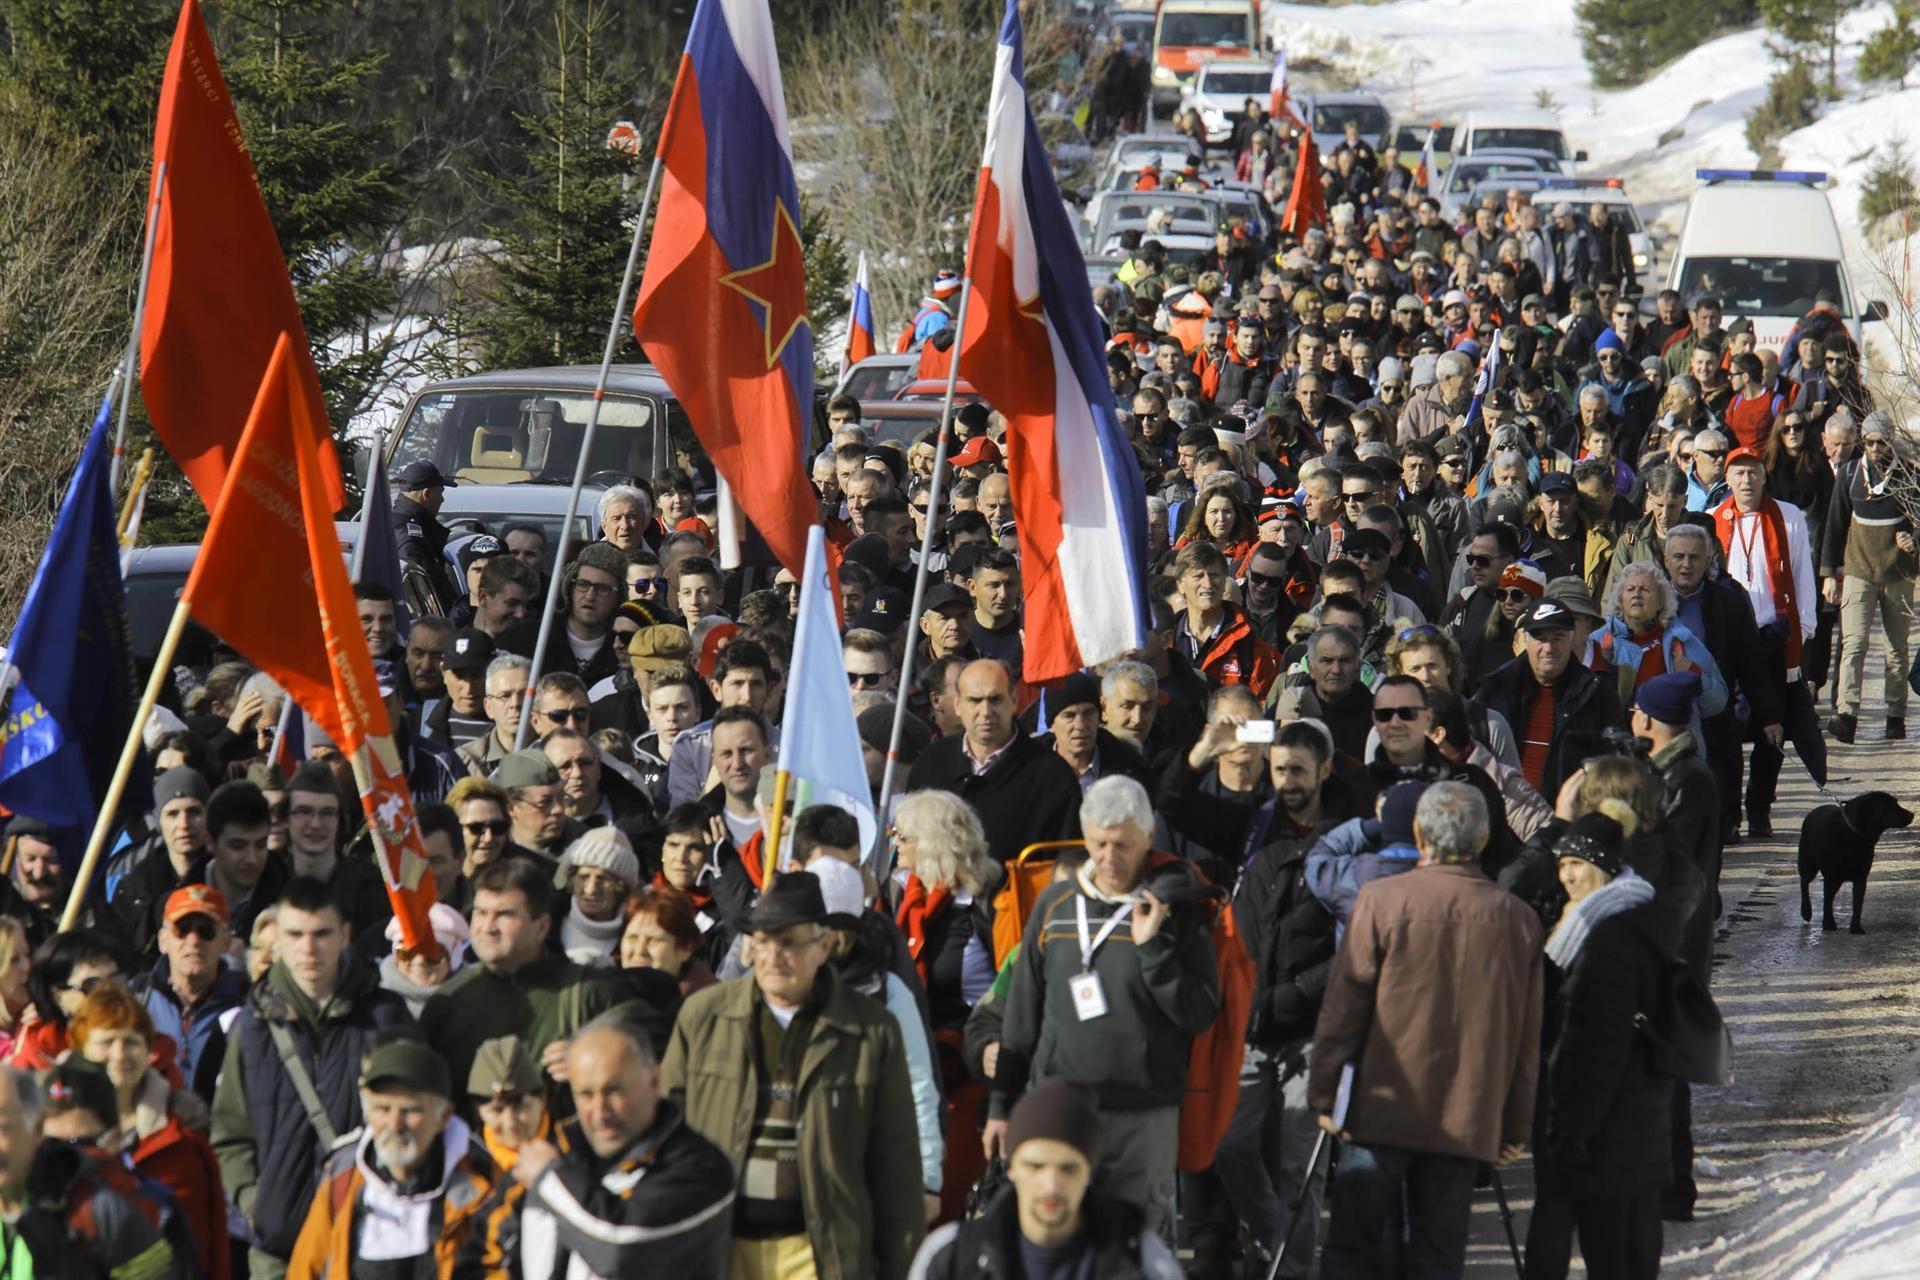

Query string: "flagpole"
[112, 163, 167, 497]
[516, 151, 663, 751]
[60, 598, 191, 931]
[350, 426, 386, 580]
[875, 277, 975, 828]
[766, 769, 792, 875]
[117, 450, 156, 538]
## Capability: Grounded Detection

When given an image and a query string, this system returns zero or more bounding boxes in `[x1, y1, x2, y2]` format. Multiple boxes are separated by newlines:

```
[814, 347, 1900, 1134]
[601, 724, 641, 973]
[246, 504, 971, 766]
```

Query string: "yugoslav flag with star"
[633, 0, 817, 576]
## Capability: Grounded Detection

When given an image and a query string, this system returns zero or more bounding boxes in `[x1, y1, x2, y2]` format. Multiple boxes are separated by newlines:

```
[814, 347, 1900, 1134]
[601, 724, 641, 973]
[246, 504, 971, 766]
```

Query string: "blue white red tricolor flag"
[632, 0, 817, 577]
[1268, 44, 1288, 119]
[961, 0, 1149, 681]
[842, 249, 876, 375]
[1465, 331, 1504, 426]
[1415, 125, 1437, 190]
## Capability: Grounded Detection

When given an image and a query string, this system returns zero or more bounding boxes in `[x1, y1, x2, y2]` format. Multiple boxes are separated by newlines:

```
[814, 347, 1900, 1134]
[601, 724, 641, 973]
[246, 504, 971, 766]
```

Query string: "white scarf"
[355, 1115, 471, 1261]
[1545, 868, 1654, 969]
[560, 904, 625, 965]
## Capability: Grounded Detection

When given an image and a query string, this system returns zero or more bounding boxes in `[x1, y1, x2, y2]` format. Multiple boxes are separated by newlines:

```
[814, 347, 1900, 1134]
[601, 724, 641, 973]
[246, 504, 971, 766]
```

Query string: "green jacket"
[417, 953, 626, 1095]
[662, 969, 925, 1280]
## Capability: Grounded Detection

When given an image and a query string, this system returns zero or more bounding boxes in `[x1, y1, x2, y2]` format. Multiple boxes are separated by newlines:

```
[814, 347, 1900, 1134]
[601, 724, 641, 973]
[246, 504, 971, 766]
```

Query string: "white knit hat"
[554, 825, 639, 891]
[807, 855, 868, 920]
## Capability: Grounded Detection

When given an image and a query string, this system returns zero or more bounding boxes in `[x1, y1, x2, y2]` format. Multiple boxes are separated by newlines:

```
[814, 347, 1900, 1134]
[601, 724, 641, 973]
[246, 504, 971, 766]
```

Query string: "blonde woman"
[886, 790, 1000, 1033]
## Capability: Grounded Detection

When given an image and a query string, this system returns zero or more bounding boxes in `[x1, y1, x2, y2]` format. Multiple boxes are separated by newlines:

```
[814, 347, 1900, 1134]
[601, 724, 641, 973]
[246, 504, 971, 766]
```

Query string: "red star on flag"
[719, 199, 810, 370]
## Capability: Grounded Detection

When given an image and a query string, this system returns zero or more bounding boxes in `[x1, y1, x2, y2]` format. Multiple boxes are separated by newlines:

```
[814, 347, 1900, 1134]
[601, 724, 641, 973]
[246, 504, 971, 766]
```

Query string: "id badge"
[1070, 971, 1108, 1021]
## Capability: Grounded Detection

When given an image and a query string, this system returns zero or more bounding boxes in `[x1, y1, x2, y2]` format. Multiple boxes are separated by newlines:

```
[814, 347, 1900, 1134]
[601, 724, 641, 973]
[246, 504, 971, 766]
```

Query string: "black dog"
[1798, 792, 1914, 934]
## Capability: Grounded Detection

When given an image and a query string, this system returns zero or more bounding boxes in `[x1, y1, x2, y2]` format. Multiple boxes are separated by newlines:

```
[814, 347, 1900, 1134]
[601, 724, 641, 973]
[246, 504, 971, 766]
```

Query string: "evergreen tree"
[214, 0, 408, 428]
[1759, 0, 1864, 96]
[1577, 0, 1760, 89]
[801, 196, 850, 380]
[481, 1, 646, 368]
[0, 0, 174, 169]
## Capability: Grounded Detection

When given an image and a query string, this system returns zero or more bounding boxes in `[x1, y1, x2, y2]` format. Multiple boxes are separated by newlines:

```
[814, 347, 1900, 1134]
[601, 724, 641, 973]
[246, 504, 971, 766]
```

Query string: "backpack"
[1634, 958, 1732, 1086]
[1145, 852, 1256, 1173]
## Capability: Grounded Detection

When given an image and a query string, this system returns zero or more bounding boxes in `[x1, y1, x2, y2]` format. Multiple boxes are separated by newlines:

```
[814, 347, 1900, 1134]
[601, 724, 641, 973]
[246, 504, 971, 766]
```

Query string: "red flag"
[184, 336, 439, 955]
[140, 0, 342, 513]
[630, 0, 818, 577]
[1280, 129, 1327, 238]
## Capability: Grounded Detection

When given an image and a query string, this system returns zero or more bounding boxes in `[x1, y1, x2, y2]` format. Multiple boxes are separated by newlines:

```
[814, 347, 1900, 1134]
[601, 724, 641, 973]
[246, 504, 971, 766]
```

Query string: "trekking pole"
[1264, 1127, 1330, 1280]
[1490, 1167, 1525, 1276]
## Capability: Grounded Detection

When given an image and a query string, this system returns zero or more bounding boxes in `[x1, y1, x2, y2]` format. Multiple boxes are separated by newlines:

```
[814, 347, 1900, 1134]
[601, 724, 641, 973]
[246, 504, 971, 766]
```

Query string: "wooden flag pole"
[60, 597, 192, 931]
[766, 768, 793, 876]
[517, 151, 664, 750]
[117, 449, 156, 538]
[111, 163, 167, 497]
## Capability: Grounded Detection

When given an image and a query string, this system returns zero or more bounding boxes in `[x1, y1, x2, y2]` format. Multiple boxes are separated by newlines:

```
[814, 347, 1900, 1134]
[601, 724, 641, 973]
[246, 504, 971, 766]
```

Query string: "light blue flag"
[774, 525, 877, 865]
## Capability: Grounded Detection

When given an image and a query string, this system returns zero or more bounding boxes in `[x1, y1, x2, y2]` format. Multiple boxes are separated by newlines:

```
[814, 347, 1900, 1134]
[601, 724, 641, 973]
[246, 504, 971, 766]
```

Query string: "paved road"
[1461, 657, 1920, 1276]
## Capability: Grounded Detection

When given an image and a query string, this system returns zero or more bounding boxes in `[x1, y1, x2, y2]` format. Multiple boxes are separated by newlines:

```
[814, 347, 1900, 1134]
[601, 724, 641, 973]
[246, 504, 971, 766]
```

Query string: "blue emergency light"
[1695, 168, 1828, 185]
[1535, 176, 1626, 190]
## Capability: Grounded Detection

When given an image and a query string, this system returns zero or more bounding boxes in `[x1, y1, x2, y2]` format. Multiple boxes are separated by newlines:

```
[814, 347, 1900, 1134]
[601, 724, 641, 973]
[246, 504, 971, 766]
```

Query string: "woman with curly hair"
[884, 790, 1001, 1034]
[1594, 561, 1726, 741]
[1174, 483, 1261, 574]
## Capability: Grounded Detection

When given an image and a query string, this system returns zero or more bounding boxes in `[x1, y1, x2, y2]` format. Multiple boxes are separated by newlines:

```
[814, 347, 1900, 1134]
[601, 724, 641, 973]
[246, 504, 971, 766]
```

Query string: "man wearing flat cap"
[287, 1037, 499, 1279]
[911, 1078, 1182, 1278]
[664, 870, 925, 1280]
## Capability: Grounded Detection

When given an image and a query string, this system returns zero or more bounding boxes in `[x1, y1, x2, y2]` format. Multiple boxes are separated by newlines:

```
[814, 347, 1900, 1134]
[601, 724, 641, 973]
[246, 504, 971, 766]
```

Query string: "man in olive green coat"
[661, 871, 925, 1280]
[419, 858, 626, 1096]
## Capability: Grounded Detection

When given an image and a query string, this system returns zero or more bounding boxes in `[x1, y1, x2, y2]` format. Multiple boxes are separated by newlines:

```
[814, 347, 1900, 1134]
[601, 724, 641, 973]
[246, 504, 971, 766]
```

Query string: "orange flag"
[140, 0, 343, 513]
[184, 335, 439, 955]
[1280, 130, 1327, 239]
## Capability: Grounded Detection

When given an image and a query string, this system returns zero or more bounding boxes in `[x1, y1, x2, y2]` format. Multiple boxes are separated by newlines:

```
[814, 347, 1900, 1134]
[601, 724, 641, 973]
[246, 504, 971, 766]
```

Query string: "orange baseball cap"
[164, 884, 229, 926]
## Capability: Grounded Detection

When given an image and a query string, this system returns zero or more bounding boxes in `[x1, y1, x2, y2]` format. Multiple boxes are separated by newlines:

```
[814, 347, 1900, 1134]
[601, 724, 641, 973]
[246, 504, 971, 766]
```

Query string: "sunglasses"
[1397, 624, 1442, 642]
[1247, 571, 1287, 589]
[1346, 547, 1387, 561]
[1501, 589, 1537, 604]
[62, 975, 111, 996]
[1371, 705, 1426, 722]
[1466, 554, 1495, 568]
[1342, 491, 1378, 504]
[539, 707, 591, 725]
[463, 819, 509, 837]
[171, 917, 220, 942]
[1696, 448, 1728, 460]
[847, 671, 889, 688]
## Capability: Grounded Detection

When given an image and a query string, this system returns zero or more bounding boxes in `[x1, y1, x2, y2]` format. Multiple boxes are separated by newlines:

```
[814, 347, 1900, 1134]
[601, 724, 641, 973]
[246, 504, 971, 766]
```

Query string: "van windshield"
[391, 388, 692, 485]
[1200, 69, 1271, 96]
[1676, 256, 1844, 315]
[1159, 13, 1253, 47]
[1472, 127, 1568, 159]
[1312, 103, 1390, 136]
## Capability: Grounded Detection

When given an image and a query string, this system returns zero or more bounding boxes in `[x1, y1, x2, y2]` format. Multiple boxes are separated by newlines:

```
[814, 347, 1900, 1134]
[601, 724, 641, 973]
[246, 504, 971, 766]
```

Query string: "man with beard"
[1822, 412, 1917, 744]
[287, 1039, 499, 1277]
[3, 816, 126, 950]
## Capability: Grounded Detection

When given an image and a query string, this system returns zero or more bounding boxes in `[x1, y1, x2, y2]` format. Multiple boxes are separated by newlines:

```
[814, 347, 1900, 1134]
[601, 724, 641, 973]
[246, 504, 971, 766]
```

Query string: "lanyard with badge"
[1070, 894, 1133, 1021]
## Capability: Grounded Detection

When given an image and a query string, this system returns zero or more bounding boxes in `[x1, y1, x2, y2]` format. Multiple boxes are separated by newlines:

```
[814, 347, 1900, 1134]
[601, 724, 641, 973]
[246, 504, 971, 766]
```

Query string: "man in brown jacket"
[1307, 781, 1544, 1280]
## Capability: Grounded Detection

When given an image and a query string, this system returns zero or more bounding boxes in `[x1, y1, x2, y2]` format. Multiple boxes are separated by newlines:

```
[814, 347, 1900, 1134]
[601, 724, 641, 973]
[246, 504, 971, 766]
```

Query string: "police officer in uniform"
[392, 459, 459, 615]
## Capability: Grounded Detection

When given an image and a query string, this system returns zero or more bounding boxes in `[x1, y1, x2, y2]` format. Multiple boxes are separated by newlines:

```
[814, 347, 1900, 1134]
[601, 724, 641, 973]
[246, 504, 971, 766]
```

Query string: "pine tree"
[1760, 0, 1865, 96]
[0, 0, 174, 168]
[481, 1, 646, 368]
[1577, 0, 1761, 89]
[214, 0, 407, 428]
[801, 196, 851, 380]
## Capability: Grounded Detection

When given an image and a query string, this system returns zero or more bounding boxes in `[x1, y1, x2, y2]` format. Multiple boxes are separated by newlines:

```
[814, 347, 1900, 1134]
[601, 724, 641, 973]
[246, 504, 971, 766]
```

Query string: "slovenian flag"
[632, 0, 818, 578]
[960, 0, 1148, 680]
[1466, 330, 1504, 426]
[843, 249, 876, 374]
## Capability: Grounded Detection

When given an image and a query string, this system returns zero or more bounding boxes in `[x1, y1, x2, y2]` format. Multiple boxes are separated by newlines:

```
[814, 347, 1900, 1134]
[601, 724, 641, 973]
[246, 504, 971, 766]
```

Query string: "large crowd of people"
[0, 59, 1902, 1280]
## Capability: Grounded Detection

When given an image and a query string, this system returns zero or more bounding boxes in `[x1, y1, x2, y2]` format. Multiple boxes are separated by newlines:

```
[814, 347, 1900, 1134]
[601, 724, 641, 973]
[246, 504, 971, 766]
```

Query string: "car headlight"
[1202, 107, 1224, 128]
[1632, 252, 1649, 269]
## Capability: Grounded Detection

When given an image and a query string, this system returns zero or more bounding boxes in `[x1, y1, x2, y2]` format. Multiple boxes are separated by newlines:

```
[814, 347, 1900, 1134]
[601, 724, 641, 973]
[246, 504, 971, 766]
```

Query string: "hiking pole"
[1264, 1127, 1330, 1280]
[1490, 1167, 1524, 1276]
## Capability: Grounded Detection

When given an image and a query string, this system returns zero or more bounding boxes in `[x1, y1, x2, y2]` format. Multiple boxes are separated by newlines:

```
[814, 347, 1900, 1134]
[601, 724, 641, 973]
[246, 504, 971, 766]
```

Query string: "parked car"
[833, 353, 917, 401]
[1435, 150, 1557, 221]
[1178, 57, 1274, 146]
[1296, 91, 1390, 157]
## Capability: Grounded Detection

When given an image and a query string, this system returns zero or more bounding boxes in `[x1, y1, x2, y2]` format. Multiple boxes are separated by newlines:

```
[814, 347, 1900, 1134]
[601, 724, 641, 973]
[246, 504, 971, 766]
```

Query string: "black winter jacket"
[1232, 788, 1350, 1050]
[1475, 657, 1626, 799]
[907, 732, 1083, 865]
[910, 1185, 1181, 1280]
[1534, 903, 1674, 1197]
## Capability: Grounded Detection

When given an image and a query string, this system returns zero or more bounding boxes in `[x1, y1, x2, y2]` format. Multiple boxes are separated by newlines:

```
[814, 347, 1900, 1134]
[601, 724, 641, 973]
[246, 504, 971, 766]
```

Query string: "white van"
[1667, 169, 1884, 354]
[1454, 107, 1584, 167]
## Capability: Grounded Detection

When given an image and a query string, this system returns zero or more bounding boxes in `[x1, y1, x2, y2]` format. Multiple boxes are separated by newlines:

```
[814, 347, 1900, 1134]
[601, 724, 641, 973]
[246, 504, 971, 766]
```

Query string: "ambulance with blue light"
[1667, 169, 1885, 354]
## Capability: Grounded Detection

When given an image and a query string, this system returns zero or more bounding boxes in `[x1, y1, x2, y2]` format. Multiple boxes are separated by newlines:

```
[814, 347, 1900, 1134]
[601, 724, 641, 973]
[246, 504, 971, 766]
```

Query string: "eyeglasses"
[632, 578, 667, 595]
[1371, 705, 1427, 722]
[1500, 589, 1537, 604]
[774, 581, 800, 596]
[1247, 571, 1286, 589]
[1782, 424, 1806, 434]
[847, 670, 890, 688]
[572, 579, 617, 598]
[1346, 547, 1387, 561]
[463, 819, 509, 837]
[538, 706, 591, 725]
[1342, 491, 1377, 504]
[170, 917, 220, 942]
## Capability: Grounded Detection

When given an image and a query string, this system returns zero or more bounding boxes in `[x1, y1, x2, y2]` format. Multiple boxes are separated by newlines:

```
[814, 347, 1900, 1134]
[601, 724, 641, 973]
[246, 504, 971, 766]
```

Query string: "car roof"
[1302, 91, 1387, 107]
[1679, 184, 1844, 261]
[409, 364, 675, 398]
[1462, 107, 1563, 128]
[124, 544, 201, 576]
[440, 482, 610, 514]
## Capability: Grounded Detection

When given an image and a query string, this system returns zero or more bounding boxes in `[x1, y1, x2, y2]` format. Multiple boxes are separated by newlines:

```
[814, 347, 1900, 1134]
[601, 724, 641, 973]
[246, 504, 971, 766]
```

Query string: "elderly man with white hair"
[1309, 782, 1544, 1280]
[596, 484, 654, 558]
[1397, 349, 1476, 445]
[286, 1038, 499, 1277]
[983, 775, 1221, 1233]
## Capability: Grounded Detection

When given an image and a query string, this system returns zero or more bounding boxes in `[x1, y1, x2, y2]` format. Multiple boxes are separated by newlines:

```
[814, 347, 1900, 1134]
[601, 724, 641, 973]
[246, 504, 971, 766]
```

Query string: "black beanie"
[1554, 811, 1626, 878]
[1005, 1078, 1103, 1165]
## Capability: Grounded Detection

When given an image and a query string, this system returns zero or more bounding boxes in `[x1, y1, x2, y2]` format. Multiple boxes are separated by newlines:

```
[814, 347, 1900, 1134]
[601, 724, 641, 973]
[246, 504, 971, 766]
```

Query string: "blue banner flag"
[0, 393, 151, 861]
[356, 452, 411, 633]
[775, 525, 876, 860]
